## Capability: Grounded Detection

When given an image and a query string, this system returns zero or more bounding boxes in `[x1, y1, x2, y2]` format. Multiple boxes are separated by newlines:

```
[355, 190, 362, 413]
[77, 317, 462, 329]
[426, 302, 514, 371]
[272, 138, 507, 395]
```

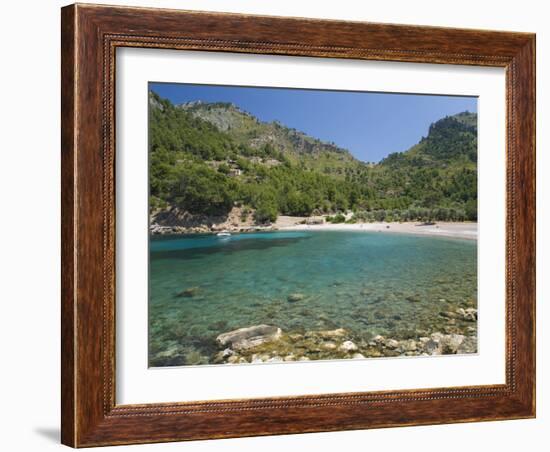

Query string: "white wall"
[0, 1, 546, 451]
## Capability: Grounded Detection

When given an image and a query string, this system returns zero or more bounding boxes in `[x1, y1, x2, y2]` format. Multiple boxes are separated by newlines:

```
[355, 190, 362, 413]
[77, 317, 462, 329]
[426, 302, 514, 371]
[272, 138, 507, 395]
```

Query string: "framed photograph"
[61, 3, 536, 447]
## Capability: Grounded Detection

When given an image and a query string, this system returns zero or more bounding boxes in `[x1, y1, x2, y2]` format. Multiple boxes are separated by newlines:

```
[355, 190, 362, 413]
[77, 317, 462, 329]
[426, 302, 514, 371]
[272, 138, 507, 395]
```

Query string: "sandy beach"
[274, 216, 477, 240]
[151, 211, 477, 240]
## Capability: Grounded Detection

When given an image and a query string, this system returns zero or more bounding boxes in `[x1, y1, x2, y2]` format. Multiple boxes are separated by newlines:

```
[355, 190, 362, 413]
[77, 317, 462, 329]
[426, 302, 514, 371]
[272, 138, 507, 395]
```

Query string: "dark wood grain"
[60, 5, 76, 447]
[61, 3, 536, 447]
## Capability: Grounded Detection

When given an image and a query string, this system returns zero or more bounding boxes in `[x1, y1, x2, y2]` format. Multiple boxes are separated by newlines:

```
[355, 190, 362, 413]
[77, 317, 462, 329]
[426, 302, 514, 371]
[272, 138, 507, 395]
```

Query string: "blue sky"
[150, 82, 477, 162]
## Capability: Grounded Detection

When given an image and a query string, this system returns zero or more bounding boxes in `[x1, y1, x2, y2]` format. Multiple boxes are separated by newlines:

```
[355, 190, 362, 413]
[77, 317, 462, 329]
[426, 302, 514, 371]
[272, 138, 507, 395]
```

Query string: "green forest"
[149, 91, 478, 223]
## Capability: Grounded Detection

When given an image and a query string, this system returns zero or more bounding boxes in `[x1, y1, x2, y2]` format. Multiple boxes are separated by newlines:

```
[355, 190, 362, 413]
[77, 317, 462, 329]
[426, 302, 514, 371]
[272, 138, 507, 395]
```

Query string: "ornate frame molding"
[62, 4, 535, 447]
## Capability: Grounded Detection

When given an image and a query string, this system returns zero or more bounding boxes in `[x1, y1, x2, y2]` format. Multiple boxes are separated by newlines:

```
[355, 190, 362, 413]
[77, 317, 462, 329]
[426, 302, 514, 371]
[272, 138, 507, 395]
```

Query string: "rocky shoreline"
[150, 223, 274, 235]
[150, 207, 477, 240]
[150, 307, 477, 367]
[150, 205, 263, 235]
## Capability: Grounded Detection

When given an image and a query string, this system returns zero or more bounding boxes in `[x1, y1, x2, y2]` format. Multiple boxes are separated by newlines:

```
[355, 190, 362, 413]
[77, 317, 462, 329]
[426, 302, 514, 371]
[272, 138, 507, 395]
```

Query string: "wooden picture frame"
[61, 3, 535, 447]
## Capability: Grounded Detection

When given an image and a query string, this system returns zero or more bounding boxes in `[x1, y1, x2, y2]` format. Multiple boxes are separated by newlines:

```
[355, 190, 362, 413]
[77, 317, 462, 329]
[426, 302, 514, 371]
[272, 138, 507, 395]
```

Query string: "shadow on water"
[151, 235, 310, 261]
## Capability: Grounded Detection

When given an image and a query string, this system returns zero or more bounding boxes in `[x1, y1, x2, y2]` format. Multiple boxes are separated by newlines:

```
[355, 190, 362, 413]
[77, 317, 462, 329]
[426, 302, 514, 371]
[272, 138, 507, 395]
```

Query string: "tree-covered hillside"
[149, 90, 477, 224]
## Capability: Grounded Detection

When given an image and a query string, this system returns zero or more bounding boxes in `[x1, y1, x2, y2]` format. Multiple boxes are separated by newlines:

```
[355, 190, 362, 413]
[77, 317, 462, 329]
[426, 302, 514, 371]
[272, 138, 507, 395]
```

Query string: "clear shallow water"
[149, 231, 477, 365]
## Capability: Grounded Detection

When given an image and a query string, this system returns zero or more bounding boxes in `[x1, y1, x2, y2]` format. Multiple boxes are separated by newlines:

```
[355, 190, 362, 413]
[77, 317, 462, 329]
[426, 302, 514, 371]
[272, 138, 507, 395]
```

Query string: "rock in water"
[155, 344, 182, 359]
[424, 339, 441, 355]
[316, 328, 348, 339]
[457, 307, 478, 322]
[323, 342, 337, 350]
[339, 340, 358, 352]
[176, 286, 200, 298]
[439, 334, 465, 354]
[425, 333, 466, 355]
[287, 293, 305, 302]
[216, 325, 282, 351]
[440, 311, 459, 319]
[457, 336, 478, 354]
[221, 348, 234, 358]
[401, 339, 417, 352]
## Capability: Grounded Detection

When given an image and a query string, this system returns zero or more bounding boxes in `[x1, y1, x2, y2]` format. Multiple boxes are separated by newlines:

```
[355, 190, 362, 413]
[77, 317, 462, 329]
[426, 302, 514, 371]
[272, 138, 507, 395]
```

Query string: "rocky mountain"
[177, 99, 360, 176]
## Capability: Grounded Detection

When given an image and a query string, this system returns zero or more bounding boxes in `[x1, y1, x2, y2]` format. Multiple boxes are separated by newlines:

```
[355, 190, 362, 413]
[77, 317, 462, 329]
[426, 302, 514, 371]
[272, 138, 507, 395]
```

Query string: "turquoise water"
[149, 231, 477, 366]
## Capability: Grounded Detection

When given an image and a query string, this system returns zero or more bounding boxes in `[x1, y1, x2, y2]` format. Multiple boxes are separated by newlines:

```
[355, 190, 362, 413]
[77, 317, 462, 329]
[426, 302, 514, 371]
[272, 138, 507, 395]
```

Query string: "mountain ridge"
[177, 97, 357, 165]
[148, 90, 477, 227]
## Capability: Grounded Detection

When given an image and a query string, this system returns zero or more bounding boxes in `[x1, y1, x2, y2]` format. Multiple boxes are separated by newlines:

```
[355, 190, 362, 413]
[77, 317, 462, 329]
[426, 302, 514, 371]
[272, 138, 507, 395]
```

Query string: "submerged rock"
[400, 339, 417, 352]
[457, 336, 477, 354]
[367, 349, 384, 357]
[439, 334, 465, 354]
[216, 325, 282, 351]
[251, 353, 270, 362]
[440, 311, 459, 319]
[176, 286, 200, 298]
[323, 342, 337, 350]
[213, 348, 234, 364]
[406, 295, 421, 303]
[424, 339, 440, 355]
[457, 307, 478, 322]
[316, 328, 347, 339]
[422, 333, 467, 355]
[184, 350, 209, 365]
[287, 293, 305, 302]
[155, 344, 182, 359]
[209, 320, 228, 331]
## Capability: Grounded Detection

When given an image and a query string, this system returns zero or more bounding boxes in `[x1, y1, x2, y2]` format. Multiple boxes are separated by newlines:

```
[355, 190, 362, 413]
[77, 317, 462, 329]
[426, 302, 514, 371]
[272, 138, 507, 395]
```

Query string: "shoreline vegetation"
[150, 211, 477, 241]
[149, 92, 478, 238]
